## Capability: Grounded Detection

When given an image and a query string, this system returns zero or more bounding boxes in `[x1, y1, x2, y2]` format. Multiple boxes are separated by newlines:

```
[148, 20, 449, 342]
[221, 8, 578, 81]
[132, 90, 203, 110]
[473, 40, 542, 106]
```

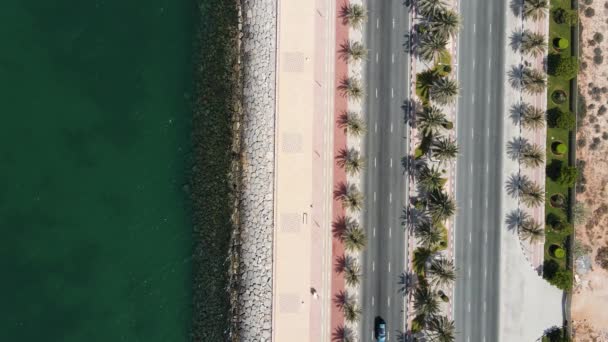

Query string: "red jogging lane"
[331, 0, 349, 336]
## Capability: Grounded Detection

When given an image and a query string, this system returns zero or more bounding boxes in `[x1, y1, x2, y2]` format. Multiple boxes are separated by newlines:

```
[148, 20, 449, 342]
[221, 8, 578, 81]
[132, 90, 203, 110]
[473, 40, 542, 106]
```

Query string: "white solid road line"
[389, 227, 392, 238]
[374, 191, 377, 202]
[372, 296, 375, 307]
[470, 164, 473, 173]
[485, 198, 488, 208]
[472, 58, 475, 69]
[468, 302, 471, 312]
[374, 157, 377, 167]
[484, 300, 487, 312]
[471, 128, 474, 138]
[468, 268, 472, 278]
[373, 261, 375, 271]
[373, 227, 376, 237]
[391, 88, 394, 98]
[392, 53, 394, 63]
[375, 122, 378, 132]
[473, 23, 476, 33]
[388, 262, 391, 273]
[469, 231, 472, 243]
[389, 192, 392, 203]
[392, 18, 395, 28]
[472, 93, 475, 104]
[470, 198, 473, 208]
[391, 123, 393, 132]
[490, 23, 492, 33]
[375, 88, 378, 98]
[488, 57, 492, 69]
[377, 18, 379, 29]
[388, 296, 391, 307]
[487, 127, 490, 137]
[376, 53, 379, 63]
[390, 158, 393, 168]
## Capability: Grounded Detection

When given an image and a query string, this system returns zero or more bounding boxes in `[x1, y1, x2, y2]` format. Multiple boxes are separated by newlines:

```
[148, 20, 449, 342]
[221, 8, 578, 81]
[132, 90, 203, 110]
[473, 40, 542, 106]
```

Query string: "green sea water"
[0, 1, 195, 341]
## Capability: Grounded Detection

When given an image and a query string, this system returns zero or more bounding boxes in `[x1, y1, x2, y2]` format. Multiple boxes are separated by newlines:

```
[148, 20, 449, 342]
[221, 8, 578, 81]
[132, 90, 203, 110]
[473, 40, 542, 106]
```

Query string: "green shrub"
[554, 248, 566, 259]
[415, 147, 424, 159]
[548, 108, 576, 130]
[442, 121, 454, 130]
[548, 269, 573, 290]
[543, 259, 560, 279]
[558, 165, 579, 187]
[555, 143, 567, 154]
[553, 8, 579, 26]
[548, 54, 578, 79]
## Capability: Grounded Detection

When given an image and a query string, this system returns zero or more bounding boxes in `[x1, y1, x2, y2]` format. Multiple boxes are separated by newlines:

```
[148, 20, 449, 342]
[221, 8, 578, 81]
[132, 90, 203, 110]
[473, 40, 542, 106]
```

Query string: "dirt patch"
[572, 1, 608, 340]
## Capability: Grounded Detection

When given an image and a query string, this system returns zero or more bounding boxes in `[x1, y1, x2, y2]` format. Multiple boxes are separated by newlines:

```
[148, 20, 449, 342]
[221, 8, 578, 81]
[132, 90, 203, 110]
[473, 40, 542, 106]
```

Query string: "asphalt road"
[360, 0, 411, 341]
[453, 1, 505, 341]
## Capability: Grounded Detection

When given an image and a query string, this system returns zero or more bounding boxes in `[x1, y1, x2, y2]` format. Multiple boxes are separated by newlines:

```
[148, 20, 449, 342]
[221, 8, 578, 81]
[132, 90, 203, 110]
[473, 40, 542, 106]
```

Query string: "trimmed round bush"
[552, 90, 567, 104]
[552, 141, 567, 155]
[550, 193, 566, 208]
[554, 37, 569, 50]
[554, 248, 566, 259]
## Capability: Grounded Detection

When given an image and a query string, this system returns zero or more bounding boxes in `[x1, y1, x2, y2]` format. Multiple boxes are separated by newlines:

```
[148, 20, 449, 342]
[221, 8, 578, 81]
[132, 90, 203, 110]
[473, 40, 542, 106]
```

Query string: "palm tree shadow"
[333, 290, 351, 309]
[505, 173, 531, 198]
[402, 155, 427, 179]
[505, 209, 529, 232]
[334, 254, 353, 273]
[332, 325, 353, 342]
[336, 147, 349, 168]
[506, 136, 530, 161]
[333, 182, 348, 200]
[332, 216, 348, 240]
[509, 102, 528, 125]
[398, 271, 417, 295]
[337, 110, 349, 129]
[402, 99, 418, 126]
[401, 204, 429, 231]
[507, 64, 524, 89]
[509, 29, 523, 52]
[510, 0, 523, 17]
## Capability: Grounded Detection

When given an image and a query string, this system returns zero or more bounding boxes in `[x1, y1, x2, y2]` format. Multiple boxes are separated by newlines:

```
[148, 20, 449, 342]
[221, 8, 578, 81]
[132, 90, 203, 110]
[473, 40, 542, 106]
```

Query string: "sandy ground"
[571, 2, 608, 341]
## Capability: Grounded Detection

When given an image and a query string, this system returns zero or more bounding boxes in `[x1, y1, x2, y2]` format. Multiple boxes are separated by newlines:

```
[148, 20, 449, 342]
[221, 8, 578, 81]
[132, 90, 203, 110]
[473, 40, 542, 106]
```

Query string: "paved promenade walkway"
[272, 0, 335, 340]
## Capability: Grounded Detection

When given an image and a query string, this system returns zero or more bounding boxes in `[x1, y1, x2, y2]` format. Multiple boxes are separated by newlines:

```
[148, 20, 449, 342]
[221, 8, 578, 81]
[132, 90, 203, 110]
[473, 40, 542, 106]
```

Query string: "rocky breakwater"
[236, 0, 276, 341]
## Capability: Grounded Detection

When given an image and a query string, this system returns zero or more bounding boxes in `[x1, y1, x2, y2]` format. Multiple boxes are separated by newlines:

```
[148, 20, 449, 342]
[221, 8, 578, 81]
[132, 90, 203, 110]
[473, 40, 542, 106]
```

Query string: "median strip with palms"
[402, 0, 461, 340]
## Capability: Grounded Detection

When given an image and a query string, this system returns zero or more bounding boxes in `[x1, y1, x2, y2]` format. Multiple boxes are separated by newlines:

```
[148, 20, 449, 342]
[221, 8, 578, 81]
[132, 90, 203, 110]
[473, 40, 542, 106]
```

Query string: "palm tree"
[521, 105, 545, 130]
[418, 34, 448, 63]
[413, 286, 440, 318]
[430, 77, 459, 105]
[417, 105, 448, 137]
[343, 225, 367, 252]
[523, 0, 548, 21]
[413, 247, 433, 275]
[339, 111, 367, 137]
[418, 0, 449, 18]
[425, 316, 456, 342]
[338, 77, 364, 100]
[520, 181, 545, 207]
[431, 136, 458, 163]
[336, 148, 365, 176]
[520, 144, 544, 168]
[428, 257, 456, 288]
[428, 190, 456, 223]
[339, 40, 367, 62]
[335, 182, 364, 211]
[519, 218, 544, 243]
[521, 30, 546, 57]
[430, 9, 461, 39]
[522, 67, 546, 94]
[344, 259, 362, 286]
[415, 221, 443, 248]
[418, 165, 445, 193]
[343, 302, 362, 323]
[341, 4, 367, 29]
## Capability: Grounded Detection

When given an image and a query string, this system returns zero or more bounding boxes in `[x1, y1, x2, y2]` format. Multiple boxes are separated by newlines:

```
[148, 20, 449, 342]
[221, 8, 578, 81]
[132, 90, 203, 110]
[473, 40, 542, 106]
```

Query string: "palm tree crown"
[520, 144, 544, 168]
[343, 259, 362, 286]
[337, 148, 365, 176]
[417, 105, 449, 137]
[520, 181, 545, 207]
[415, 221, 443, 248]
[521, 104, 545, 130]
[339, 111, 367, 137]
[432, 136, 459, 163]
[523, 0, 549, 21]
[343, 225, 367, 252]
[341, 4, 367, 29]
[418, 0, 449, 18]
[428, 190, 456, 223]
[522, 67, 546, 94]
[338, 77, 364, 100]
[521, 30, 546, 57]
[418, 165, 445, 193]
[430, 77, 459, 105]
[429, 9, 461, 39]
[428, 257, 456, 288]
[336, 182, 364, 211]
[418, 34, 448, 63]
[425, 316, 456, 342]
[339, 40, 367, 62]
[519, 218, 544, 243]
[414, 286, 440, 318]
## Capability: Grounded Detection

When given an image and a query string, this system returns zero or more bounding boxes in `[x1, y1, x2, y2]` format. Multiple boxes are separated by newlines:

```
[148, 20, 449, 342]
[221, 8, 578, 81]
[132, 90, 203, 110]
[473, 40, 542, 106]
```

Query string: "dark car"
[377, 322, 386, 342]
